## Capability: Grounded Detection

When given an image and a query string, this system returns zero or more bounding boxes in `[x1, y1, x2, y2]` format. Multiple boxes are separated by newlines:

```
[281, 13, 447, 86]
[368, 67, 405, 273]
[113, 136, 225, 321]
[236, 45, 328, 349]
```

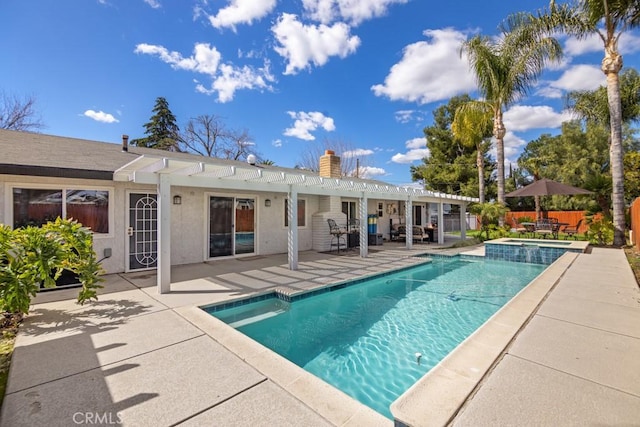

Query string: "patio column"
[359, 193, 368, 257]
[287, 187, 298, 270]
[460, 203, 467, 240]
[405, 196, 413, 249]
[157, 173, 171, 294]
[437, 202, 445, 244]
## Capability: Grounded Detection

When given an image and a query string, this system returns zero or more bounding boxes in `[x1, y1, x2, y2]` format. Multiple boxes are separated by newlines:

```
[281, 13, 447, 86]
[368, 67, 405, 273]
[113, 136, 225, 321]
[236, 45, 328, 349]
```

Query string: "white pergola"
[114, 155, 479, 294]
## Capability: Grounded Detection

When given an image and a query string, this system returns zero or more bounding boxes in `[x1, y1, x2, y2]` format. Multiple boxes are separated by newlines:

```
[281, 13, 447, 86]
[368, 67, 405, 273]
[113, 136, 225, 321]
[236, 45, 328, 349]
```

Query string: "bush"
[0, 218, 103, 314]
[586, 217, 614, 246]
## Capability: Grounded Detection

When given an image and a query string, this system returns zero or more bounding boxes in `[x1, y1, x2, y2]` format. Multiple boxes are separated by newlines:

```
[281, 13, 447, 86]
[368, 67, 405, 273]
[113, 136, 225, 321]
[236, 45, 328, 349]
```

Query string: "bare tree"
[0, 90, 44, 131]
[180, 114, 258, 161]
[296, 137, 372, 177]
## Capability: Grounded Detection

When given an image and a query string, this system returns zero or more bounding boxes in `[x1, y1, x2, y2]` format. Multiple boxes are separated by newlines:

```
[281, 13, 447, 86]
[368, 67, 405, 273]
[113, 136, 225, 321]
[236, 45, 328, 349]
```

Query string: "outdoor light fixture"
[173, 195, 182, 205]
[265, 199, 271, 207]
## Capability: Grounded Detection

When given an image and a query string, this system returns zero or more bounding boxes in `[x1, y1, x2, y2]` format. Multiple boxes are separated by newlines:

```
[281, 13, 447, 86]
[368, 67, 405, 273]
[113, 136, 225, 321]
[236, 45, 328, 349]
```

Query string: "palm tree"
[452, 102, 493, 203]
[526, 0, 640, 246]
[461, 19, 562, 207]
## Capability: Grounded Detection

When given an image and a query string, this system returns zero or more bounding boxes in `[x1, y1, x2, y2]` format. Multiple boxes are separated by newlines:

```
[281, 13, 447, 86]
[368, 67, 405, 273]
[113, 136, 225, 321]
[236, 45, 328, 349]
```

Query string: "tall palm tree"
[461, 20, 562, 207]
[526, 0, 640, 246]
[452, 102, 494, 203]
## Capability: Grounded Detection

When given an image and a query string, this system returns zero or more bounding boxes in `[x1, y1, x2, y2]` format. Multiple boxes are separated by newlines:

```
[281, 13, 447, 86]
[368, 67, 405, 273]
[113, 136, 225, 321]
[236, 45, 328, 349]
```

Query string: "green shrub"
[586, 217, 614, 245]
[0, 218, 103, 314]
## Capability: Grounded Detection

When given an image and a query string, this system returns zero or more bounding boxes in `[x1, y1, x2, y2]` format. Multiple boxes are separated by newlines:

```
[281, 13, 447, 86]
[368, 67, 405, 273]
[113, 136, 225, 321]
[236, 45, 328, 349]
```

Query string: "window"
[378, 202, 384, 217]
[284, 199, 306, 227]
[13, 188, 110, 233]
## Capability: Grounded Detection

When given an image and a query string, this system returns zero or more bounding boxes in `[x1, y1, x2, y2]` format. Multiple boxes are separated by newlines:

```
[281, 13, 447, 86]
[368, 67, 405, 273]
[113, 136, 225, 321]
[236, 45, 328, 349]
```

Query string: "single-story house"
[0, 129, 478, 293]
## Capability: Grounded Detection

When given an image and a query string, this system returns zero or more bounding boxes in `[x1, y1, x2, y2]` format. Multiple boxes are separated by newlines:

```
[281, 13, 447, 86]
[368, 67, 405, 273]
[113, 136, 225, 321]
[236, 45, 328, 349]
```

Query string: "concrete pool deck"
[1, 242, 639, 426]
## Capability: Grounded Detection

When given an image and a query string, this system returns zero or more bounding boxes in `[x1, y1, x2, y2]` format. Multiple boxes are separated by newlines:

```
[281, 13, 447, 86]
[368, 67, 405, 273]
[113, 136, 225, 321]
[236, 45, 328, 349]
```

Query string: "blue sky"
[2, 0, 639, 188]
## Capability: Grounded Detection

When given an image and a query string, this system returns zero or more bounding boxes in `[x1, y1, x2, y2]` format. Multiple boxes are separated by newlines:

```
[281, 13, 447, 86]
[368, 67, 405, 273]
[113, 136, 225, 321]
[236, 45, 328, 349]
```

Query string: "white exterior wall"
[0, 175, 320, 274]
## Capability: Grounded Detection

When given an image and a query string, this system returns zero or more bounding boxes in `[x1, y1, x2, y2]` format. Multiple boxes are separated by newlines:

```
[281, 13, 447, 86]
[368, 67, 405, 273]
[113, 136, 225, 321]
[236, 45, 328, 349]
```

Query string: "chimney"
[319, 150, 341, 178]
[122, 135, 129, 152]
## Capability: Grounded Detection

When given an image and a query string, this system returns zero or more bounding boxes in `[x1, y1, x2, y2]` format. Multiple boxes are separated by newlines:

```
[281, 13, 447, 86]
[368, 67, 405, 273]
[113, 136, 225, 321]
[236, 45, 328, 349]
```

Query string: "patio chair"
[534, 219, 553, 239]
[327, 219, 347, 253]
[561, 219, 583, 240]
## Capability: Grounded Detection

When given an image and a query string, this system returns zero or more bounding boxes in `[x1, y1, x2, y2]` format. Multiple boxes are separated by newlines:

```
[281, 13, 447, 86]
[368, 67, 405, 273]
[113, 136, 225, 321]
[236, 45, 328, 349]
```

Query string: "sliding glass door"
[209, 196, 255, 258]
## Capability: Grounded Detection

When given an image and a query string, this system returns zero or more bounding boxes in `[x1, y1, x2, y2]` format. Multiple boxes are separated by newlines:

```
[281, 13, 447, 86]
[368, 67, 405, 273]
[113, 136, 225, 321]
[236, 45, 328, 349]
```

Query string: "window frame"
[7, 183, 115, 238]
[284, 198, 306, 228]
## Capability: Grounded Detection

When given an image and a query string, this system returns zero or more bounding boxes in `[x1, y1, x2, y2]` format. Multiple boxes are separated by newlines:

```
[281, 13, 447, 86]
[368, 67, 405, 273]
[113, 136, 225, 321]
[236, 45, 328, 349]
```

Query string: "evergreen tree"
[131, 97, 180, 151]
[411, 95, 495, 199]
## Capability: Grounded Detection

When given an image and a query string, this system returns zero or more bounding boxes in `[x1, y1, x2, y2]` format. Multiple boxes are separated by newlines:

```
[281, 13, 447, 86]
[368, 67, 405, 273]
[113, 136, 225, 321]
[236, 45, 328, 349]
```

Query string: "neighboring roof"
[0, 129, 478, 203]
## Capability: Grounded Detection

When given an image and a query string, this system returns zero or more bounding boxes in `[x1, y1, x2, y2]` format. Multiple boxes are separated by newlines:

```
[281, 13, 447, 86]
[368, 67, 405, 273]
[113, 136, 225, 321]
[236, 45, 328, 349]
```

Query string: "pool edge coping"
[389, 251, 579, 426]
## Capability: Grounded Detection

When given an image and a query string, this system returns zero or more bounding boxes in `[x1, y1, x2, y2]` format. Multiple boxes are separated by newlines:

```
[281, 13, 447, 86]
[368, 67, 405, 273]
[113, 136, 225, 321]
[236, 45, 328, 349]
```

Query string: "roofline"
[0, 164, 113, 180]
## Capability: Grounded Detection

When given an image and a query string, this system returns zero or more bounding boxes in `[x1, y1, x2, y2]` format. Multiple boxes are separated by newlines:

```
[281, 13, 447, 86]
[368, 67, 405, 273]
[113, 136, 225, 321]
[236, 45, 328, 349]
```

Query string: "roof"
[0, 129, 478, 203]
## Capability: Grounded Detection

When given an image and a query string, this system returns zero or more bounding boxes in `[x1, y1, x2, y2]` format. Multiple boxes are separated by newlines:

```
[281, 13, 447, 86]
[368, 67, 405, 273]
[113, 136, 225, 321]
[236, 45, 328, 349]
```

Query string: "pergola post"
[438, 202, 445, 244]
[460, 203, 467, 241]
[359, 193, 368, 257]
[287, 187, 298, 270]
[157, 173, 171, 294]
[405, 196, 413, 249]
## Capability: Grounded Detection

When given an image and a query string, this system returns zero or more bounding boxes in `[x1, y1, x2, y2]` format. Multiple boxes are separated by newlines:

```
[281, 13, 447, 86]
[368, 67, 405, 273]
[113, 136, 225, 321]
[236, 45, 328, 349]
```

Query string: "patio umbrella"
[505, 178, 592, 197]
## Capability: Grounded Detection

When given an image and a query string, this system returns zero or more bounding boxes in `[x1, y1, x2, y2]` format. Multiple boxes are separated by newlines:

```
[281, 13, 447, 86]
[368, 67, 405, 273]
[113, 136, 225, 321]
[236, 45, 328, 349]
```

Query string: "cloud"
[135, 42, 222, 74]
[135, 42, 274, 102]
[342, 148, 374, 158]
[548, 64, 605, 93]
[391, 137, 429, 164]
[144, 0, 161, 8]
[302, 0, 408, 26]
[83, 110, 119, 123]
[358, 166, 386, 178]
[372, 28, 476, 104]
[272, 139, 282, 147]
[394, 109, 426, 124]
[564, 34, 602, 56]
[196, 61, 275, 102]
[209, 0, 276, 31]
[284, 111, 336, 140]
[503, 105, 572, 132]
[272, 13, 361, 75]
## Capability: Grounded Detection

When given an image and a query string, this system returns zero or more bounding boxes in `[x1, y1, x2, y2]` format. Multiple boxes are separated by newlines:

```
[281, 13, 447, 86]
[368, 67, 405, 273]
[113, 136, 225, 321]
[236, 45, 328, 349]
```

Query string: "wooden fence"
[631, 198, 640, 250]
[507, 211, 589, 234]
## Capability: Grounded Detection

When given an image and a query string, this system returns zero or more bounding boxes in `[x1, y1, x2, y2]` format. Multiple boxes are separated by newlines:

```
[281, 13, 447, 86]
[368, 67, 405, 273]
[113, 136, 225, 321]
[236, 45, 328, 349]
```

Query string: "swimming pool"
[206, 257, 546, 419]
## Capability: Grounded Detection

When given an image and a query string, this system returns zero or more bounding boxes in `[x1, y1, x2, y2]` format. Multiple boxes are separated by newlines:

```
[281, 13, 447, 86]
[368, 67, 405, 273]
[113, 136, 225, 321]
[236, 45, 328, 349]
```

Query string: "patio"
[1, 239, 639, 426]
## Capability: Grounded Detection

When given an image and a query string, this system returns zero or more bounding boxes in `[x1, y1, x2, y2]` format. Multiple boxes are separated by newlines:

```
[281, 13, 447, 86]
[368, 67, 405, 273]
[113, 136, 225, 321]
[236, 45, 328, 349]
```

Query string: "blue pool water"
[207, 257, 546, 418]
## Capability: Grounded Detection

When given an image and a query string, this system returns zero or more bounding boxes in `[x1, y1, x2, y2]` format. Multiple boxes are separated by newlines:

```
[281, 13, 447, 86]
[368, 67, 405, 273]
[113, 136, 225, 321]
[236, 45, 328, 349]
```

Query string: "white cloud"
[272, 13, 361, 75]
[83, 110, 119, 123]
[284, 111, 336, 140]
[564, 34, 602, 56]
[391, 137, 429, 164]
[209, 0, 276, 31]
[144, 0, 160, 8]
[135, 42, 274, 102]
[196, 61, 275, 102]
[394, 109, 426, 124]
[549, 64, 605, 92]
[302, 0, 408, 26]
[372, 28, 476, 104]
[503, 105, 572, 132]
[342, 148, 374, 158]
[359, 166, 386, 178]
[272, 139, 282, 147]
[135, 42, 221, 74]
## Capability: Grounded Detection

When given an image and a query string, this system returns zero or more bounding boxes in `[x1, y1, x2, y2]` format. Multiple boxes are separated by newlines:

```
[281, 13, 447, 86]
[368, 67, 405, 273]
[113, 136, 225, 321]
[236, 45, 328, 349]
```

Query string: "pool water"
[208, 258, 546, 419]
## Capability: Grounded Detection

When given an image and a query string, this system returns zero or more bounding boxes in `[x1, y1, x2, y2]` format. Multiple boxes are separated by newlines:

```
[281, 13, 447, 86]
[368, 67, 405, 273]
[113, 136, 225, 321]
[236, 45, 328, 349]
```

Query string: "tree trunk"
[603, 52, 626, 246]
[477, 146, 485, 203]
[494, 109, 506, 205]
